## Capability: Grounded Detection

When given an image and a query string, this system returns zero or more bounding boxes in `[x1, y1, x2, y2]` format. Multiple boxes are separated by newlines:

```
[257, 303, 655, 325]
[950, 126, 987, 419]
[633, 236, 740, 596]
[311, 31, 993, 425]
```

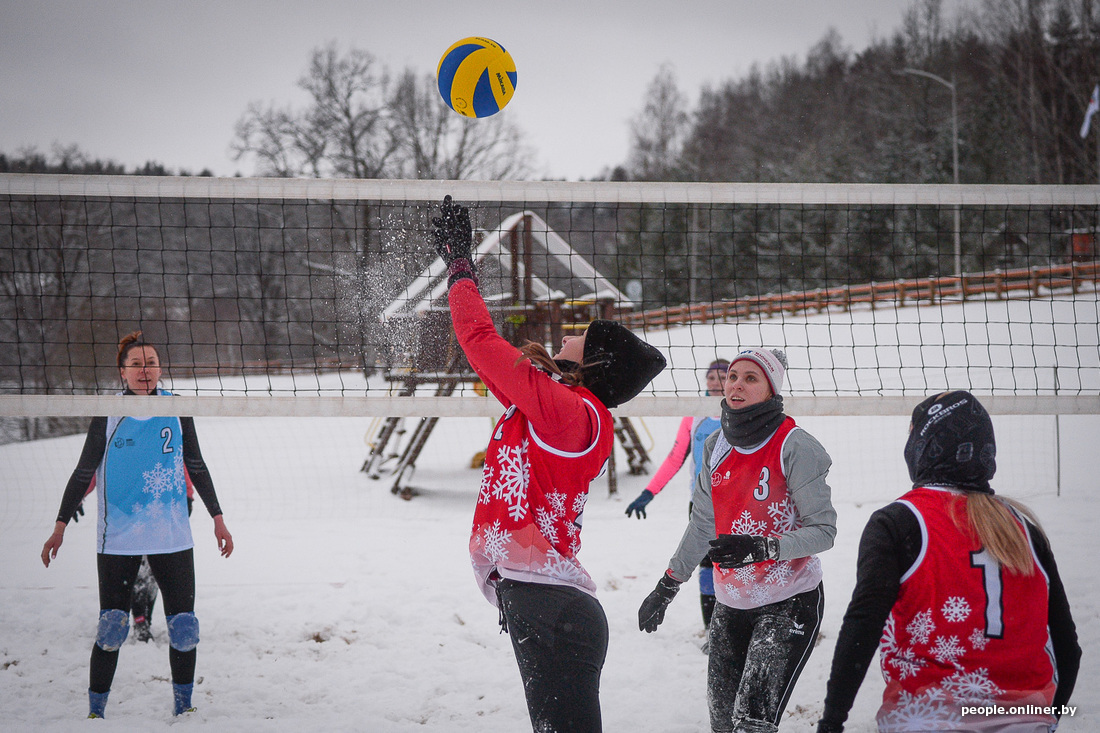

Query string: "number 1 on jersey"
[970, 548, 1005, 638]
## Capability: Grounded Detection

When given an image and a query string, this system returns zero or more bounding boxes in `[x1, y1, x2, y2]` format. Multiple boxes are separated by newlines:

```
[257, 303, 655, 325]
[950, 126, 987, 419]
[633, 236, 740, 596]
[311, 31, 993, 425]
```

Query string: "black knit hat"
[580, 320, 666, 408]
[904, 390, 997, 493]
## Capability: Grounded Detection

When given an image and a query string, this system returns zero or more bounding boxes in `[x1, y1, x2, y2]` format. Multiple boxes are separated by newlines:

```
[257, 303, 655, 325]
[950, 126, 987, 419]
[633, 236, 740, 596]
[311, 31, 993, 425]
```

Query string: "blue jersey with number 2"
[95, 407, 194, 555]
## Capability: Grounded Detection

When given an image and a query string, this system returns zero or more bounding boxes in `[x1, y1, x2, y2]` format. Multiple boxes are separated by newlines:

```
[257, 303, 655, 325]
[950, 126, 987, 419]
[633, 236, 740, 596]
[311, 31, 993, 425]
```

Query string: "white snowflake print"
[729, 510, 768, 536]
[142, 461, 175, 499]
[879, 689, 962, 732]
[721, 583, 742, 600]
[545, 491, 567, 518]
[880, 615, 898, 656]
[906, 609, 936, 645]
[930, 635, 967, 666]
[734, 566, 757, 584]
[540, 548, 588, 583]
[481, 521, 512, 563]
[168, 500, 188, 525]
[942, 668, 1003, 704]
[764, 560, 793, 586]
[968, 627, 990, 651]
[492, 440, 530, 521]
[747, 584, 773, 606]
[887, 647, 926, 680]
[477, 466, 494, 504]
[534, 506, 559, 544]
[766, 499, 800, 534]
[941, 596, 972, 623]
[171, 453, 186, 488]
[571, 493, 587, 515]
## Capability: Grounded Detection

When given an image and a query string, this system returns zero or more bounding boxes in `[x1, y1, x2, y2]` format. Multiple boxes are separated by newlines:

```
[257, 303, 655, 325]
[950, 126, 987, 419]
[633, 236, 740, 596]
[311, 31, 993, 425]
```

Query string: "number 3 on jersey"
[753, 466, 770, 501]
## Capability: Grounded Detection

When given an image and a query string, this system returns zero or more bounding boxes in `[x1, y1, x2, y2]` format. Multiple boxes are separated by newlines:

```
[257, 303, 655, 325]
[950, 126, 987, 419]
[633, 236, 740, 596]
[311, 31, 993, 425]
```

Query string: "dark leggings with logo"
[90, 549, 196, 693]
[497, 579, 609, 733]
[707, 583, 824, 733]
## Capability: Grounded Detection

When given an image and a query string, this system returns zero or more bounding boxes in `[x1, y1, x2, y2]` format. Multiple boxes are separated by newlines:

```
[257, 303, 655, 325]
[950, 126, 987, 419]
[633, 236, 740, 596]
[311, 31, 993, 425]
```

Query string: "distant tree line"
[623, 0, 1100, 185]
[608, 0, 1100, 308]
[0, 142, 213, 177]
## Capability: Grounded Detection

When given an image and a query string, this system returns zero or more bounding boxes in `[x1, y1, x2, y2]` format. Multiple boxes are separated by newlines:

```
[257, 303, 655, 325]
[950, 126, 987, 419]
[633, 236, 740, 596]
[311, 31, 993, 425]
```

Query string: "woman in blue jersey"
[626, 358, 729, 629]
[41, 331, 234, 719]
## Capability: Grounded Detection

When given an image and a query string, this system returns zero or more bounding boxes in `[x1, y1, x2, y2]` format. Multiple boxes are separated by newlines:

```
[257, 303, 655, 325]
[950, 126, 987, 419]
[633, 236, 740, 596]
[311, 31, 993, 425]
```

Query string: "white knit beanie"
[731, 348, 788, 395]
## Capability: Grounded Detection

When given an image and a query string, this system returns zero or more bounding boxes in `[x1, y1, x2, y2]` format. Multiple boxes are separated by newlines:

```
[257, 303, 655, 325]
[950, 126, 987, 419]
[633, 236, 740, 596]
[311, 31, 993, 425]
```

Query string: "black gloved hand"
[71, 500, 85, 523]
[432, 195, 474, 280]
[638, 573, 681, 632]
[625, 489, 655, 519]
[707, 533, 777, 569]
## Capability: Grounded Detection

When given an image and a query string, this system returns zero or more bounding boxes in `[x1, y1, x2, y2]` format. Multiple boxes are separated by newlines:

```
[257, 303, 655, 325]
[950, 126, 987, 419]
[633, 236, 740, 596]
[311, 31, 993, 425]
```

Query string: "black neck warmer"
[721, 395, 786, 448]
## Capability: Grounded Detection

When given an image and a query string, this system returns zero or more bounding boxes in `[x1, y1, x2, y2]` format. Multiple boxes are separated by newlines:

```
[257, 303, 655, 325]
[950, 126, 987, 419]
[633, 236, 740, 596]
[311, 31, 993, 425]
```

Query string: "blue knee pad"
[698, 565, 715, 595]
[166, 612, 200, 652]
[95, 609, 130, 651]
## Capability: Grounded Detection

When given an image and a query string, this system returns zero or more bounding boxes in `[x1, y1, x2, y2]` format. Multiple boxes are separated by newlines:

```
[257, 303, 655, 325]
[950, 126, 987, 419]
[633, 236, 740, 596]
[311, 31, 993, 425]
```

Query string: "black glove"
[707, 533, 778, 569]
[625, 489, 655, 519]
[815, 721, 844, 733]
[71, 500, 85, 523]
[638, 573, 681, 633]
[432, 195, 476, 286]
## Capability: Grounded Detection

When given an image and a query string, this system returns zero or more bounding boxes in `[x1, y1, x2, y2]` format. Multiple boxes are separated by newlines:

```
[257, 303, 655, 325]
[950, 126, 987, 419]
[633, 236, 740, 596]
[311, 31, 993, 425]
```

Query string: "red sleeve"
[448, 279, 596, 453]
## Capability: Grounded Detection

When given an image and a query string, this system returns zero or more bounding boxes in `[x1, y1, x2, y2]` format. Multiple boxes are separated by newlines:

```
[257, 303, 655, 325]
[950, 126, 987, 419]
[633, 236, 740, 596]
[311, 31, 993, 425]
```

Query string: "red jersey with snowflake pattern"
[877, 487, 1056, 732]
[710, 418, 823, 610]
[469, 393, 614, 605]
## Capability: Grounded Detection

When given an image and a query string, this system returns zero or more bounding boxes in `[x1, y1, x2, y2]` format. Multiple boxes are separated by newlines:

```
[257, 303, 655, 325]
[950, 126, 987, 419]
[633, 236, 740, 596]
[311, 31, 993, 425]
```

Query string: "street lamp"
[900, 67, 962, 277]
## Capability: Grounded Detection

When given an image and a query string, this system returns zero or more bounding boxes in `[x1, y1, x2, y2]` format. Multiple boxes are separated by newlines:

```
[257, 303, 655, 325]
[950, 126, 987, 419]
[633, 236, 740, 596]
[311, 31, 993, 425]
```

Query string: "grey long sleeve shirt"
[668, 424, 837, 583]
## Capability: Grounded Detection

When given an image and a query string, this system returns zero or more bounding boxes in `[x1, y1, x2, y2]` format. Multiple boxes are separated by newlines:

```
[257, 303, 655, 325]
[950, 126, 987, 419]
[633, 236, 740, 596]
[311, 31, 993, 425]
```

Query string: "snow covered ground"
[2, 293, 1098, 731]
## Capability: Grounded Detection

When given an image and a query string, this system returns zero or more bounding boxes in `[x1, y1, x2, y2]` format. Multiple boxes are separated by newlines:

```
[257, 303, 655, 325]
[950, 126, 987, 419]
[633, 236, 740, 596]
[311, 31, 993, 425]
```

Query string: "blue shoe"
[172, 682, 194, 716]
[88, 689, 109, 718]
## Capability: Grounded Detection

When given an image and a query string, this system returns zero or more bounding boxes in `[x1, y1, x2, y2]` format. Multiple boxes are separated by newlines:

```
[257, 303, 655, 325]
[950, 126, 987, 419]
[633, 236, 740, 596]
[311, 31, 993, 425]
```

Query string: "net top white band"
[3, 173, 1100, 207]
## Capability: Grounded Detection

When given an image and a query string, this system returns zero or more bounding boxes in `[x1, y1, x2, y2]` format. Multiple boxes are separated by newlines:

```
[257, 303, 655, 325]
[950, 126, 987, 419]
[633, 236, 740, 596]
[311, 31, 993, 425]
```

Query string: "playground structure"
[364, 210, 653, 498]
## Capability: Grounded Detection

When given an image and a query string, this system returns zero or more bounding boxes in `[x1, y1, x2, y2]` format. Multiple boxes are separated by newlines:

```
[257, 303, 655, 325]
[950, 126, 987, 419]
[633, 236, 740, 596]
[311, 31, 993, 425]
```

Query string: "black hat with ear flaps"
[581, 319, 666, 408]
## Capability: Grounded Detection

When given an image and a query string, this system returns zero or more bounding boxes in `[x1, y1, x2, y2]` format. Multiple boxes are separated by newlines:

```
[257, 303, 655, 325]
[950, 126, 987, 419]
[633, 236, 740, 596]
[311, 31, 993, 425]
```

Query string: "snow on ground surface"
[2, 293, 1097, 731]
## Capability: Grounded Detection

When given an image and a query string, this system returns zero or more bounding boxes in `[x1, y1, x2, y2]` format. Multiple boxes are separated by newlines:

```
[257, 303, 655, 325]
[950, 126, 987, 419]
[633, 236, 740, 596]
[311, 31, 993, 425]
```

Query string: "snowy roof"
[380, 210, 631, 321]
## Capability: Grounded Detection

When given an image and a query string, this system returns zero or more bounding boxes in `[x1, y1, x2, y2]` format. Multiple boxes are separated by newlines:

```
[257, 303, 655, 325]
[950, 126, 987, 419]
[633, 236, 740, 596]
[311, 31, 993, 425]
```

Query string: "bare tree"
[627, 64, 690, 180]
[233, 44, 532, 180]
[389, 70, 533, 180]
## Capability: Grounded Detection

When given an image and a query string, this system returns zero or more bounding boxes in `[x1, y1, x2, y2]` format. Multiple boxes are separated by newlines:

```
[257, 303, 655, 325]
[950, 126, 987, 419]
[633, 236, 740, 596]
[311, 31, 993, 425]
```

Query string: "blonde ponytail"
[963, 493, 1043, 576]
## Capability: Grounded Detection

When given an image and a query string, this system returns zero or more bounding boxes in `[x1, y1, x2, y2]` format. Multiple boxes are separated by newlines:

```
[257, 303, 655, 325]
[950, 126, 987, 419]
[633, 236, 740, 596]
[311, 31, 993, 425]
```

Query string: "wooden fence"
[620, 260, 1100, 331]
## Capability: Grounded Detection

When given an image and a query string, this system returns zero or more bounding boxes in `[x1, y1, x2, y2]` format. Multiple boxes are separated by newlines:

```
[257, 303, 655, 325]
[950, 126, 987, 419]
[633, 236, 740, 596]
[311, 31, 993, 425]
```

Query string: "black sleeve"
[180, 417, 223, 518]
[820, 503, 922, 728]
[1028, 521, 1081, 713]
[55, 417, 108, 524]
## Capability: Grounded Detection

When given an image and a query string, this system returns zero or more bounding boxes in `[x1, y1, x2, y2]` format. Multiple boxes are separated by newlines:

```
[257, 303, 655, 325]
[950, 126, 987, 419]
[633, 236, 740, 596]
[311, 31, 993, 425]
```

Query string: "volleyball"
[436, 37, 517, 118]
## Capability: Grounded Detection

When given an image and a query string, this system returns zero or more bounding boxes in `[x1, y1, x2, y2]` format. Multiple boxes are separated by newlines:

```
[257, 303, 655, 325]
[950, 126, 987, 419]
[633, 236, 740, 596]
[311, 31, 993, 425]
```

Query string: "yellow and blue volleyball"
[436, 37, 517, 118]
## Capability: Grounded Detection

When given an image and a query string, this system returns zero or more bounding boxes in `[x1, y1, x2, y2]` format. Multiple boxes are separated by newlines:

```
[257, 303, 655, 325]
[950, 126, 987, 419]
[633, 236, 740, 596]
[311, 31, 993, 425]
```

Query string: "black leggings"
[497, 579, 609, 733]
[707, 583, 824, 733]
[90, 549, 197, 693]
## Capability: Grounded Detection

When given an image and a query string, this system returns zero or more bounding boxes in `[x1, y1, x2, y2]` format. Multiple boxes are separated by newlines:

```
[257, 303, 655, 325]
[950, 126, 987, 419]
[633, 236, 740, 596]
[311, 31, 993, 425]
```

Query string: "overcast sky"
[0, 0, 959, 181]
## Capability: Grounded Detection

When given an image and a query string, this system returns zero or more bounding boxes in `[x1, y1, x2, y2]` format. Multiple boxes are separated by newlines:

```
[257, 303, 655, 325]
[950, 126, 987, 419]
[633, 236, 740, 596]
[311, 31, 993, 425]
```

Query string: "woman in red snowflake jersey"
[816, 391, 1080, 733]
[432, 196, 665, 733]
[638, 348, 836, 733]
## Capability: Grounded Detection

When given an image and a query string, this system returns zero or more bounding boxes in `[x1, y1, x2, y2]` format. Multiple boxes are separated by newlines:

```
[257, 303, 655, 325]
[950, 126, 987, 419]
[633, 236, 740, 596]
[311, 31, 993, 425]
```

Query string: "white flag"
[1080, 84, 1099, 138]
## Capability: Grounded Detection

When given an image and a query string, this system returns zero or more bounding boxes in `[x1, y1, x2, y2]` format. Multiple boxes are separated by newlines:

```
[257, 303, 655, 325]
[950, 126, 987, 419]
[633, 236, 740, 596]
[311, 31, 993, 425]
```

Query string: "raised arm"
[448, 278, 596, 453]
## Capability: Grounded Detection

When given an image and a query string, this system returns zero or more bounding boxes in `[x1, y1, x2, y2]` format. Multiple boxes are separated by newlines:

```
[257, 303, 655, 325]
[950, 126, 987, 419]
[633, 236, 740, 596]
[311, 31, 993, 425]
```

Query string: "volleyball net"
[2, 174, 1098, 432]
